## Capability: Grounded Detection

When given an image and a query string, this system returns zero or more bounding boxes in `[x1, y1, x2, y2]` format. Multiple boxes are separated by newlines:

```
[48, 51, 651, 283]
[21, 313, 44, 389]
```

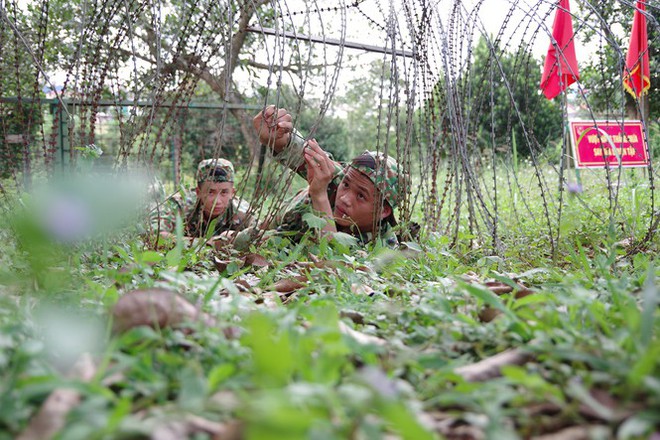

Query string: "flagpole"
[640, 60, 649, 182]
[638, 1, 649, 182]
[539, 0, 580, 261]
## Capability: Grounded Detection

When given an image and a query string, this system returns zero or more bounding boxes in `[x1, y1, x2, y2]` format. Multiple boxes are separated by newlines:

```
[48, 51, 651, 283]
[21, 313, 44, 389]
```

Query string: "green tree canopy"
[578, 2, 659, 118]
[468, 36, 563, 157]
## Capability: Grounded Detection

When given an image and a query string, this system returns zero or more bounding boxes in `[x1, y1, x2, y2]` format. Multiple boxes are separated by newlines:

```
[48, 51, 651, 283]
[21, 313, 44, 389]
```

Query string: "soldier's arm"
[231, 198, 257, 231]
[253, 105, 343, 180]
[149, 193, 188, 243]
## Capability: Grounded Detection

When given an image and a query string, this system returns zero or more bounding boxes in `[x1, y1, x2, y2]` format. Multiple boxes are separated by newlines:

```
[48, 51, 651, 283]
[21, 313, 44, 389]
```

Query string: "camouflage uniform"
[152, 158, 254, 238]
[269, 131, 402, 247]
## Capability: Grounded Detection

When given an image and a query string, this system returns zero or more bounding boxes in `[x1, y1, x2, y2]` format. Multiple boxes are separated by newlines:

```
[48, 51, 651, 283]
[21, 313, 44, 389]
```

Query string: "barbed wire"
[0, 0, 657, 254]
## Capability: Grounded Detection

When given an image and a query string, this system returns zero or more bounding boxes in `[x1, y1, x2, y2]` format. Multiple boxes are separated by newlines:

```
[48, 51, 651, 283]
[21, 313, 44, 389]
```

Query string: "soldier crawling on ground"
[240, 105, 409, 248]
[152, 158, 254, 246]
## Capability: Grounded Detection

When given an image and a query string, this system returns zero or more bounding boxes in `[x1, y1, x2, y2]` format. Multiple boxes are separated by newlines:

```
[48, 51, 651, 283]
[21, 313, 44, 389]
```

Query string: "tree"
[5, 0, 339, 171]
[338, 59, 411, 160]
[0, 2, 47, 178]
[468, 36, 563, 157]
[578, 1, 660, 118]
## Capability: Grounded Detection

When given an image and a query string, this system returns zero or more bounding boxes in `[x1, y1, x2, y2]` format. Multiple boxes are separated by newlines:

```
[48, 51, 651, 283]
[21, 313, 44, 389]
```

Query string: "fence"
[0, 97, 262, 189]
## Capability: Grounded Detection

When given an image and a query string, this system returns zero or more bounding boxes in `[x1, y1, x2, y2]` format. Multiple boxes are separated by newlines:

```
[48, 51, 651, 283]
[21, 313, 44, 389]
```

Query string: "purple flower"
[359, 366, 399, 398]
[566, 182, 583, 194]
[41, 195, 92, 242]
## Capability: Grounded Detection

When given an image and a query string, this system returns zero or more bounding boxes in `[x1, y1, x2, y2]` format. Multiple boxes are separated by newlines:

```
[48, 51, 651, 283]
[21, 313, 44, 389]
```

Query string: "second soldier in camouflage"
[153, 158, 254, 241]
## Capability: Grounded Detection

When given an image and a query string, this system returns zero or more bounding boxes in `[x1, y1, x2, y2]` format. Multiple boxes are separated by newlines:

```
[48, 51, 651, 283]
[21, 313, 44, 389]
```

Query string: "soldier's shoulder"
[379, 223, 399, 248]
[170, 189, 196, 208]
[232, 197, 251, 213]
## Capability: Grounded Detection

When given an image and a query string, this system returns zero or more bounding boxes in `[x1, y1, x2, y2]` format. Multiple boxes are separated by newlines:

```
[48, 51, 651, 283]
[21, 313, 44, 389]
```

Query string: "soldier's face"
[333, 167, 391, 233]
[196, 181, 235, 218]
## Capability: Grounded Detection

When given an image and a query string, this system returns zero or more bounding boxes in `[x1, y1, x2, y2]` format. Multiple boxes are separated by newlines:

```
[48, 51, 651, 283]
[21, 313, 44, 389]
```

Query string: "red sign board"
[569, 120, 649, 168]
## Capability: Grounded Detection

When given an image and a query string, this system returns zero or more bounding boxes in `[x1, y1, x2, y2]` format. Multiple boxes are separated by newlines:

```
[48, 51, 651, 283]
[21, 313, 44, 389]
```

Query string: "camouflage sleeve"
[149, 193, 186, 235]
[271, 129, 344, 181]
[271, 129, 307, 178]
[230, 197, 257, 231]
[344, 222, 399, 249]
[271, 187, 312, 232]
[379, 223, 399, 248]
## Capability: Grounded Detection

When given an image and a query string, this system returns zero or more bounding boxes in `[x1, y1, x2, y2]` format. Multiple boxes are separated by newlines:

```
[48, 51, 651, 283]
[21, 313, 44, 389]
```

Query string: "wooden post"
[52, 103, 70, 173]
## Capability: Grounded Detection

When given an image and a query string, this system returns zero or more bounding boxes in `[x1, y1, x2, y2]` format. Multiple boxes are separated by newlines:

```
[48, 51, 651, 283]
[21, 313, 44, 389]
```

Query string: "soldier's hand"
[304, 139, 334, 198]
[253, 105, 293, 154]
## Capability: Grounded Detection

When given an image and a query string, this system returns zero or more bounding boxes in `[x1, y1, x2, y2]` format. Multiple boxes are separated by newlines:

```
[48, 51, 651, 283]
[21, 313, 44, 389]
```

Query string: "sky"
[30, 0, 631, 106]
[252, 0, 612, 102]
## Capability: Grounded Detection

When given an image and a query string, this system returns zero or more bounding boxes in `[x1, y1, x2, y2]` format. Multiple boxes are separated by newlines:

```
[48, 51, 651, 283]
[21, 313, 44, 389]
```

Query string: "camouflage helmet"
[348, 151, 404, 209]
[196, 158, 235, 184]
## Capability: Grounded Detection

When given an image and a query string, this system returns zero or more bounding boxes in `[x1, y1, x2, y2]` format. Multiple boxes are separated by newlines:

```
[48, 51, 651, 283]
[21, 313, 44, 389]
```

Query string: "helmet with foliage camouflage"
[348, 151, 405, 209]
[196, 158, 235, 184]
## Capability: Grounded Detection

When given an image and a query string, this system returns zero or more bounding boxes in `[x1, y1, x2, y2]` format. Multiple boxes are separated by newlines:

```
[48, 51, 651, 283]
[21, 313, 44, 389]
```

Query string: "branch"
[245, 59, 334, 73]
[222, 0, 271, 78]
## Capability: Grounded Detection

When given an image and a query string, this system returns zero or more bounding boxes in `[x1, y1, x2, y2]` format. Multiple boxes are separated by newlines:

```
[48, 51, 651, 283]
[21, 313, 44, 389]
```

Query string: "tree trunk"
[170, 0, 269, 164]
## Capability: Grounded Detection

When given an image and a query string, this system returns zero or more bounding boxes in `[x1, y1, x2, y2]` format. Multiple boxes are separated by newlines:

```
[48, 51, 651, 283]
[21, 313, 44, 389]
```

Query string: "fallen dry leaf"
[427, 411, 487, 440]
[242, 253, 270, 268]
[532, 425, 606, 440]
[340, 310, 365, 325]
[213, 257, 231, 273]
[461, 271, 481, 283]
[523, 402, 563, 417]
[17, 354, 96, 440]
[222, 326, 242, 340]
[442, 424, 485, 440]
[478, 306, 501, 323]
[515, 288, 535, 299]
[210, 390, 241, 412]
[280, 291, 298, 305]
[152, 420, 188, 440]
[151, 416, 241, 440]
[484, 281, 514, 295]
[271, 276, 308, 293]
[112, 288, 215, 333]
[255, 291, 280, 309]
[454, 348, 533, 382]
[186, 415, 242, 439]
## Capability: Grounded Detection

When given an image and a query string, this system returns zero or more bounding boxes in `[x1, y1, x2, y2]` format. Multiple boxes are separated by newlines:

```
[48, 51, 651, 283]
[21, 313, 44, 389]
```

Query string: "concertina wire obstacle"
[0, 0, 657, 256]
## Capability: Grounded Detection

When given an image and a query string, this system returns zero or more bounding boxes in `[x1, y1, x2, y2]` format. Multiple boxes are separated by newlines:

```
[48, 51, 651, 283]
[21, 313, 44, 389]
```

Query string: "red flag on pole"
[623, 0, 650, 98]
[540, 0, 580, 100]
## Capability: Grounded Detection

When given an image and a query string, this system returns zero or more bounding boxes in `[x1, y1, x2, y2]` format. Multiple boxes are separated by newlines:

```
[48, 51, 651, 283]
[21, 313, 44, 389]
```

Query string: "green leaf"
[106, 395, 132, 432]
[331, 231, 358, 248]
[302, 212, 328, 230]
[208, 363, 236, 390]
[628, 342, 660, 387]
[501, 365, 564, 402]
[617, 415, 655, 439]
[639, 266, 658, 348]
[379, 401, 435, 440]
[178, 365, 207, 411]
[242, 313, 295, 387]
[165, 246, 182, 269]
[139, 251, 163, 264]
[511, 292, 553, 310]
[565, 380, 615, 421]
[400, 241, 423, 252]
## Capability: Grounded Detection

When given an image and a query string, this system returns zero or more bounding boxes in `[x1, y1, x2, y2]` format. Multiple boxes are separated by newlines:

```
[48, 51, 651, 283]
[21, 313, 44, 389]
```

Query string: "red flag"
[540, 0, 580, 100]
[623, 1, 650, 98]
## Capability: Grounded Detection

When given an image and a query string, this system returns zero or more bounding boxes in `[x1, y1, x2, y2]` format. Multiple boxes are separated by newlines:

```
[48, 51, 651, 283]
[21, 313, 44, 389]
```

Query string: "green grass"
[0, 164, 658, 439]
